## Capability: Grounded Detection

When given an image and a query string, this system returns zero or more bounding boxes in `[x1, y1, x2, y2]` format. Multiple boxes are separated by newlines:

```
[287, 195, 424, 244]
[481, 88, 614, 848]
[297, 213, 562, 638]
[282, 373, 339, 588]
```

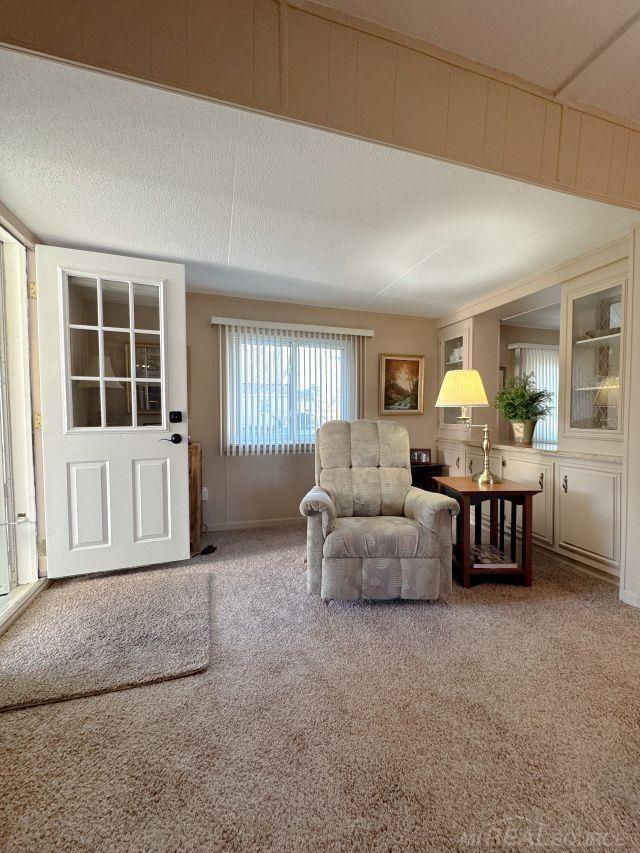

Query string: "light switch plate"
[202, 486, 209, 502]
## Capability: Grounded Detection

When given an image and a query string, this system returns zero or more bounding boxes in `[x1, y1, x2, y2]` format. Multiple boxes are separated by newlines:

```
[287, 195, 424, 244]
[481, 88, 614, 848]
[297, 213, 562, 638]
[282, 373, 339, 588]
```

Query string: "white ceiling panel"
[318, 0, 640, 91]
[0, 49, 638, 318]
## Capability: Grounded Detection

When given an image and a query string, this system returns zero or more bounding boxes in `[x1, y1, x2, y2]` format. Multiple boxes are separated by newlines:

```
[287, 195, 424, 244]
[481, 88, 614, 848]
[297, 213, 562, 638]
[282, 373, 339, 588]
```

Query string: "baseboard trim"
[0, 578, 50, 637]
[620, 589, 639, 608]
[209, 516, 305, 532]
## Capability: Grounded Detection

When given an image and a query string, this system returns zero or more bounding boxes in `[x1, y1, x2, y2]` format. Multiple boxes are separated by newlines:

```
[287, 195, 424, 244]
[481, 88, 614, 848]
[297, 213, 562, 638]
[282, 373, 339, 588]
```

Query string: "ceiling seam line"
[365, 241, 448, 302]
[554, 9, 640, 96]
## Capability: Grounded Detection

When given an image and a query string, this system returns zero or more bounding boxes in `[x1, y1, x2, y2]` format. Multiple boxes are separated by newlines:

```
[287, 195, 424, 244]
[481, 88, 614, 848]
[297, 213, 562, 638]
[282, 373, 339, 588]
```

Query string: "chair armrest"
[299, 486, 336, 536]
[404, 486, 459, 531]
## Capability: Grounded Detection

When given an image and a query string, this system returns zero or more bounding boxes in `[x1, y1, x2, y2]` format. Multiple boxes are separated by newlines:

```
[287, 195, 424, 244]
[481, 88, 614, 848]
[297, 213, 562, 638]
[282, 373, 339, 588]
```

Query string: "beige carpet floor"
[1, 525, 639, 851]
[0, 564, 211, 712]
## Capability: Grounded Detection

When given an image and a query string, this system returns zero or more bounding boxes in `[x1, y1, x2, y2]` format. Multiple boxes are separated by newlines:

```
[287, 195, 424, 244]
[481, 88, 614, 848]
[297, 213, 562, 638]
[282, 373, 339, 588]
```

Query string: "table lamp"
[435, 369, 501, 485]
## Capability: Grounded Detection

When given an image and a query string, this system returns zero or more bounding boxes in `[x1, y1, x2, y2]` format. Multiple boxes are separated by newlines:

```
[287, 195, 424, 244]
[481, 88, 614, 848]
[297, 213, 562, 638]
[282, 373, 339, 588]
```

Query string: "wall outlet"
[202, 486, 209, 502]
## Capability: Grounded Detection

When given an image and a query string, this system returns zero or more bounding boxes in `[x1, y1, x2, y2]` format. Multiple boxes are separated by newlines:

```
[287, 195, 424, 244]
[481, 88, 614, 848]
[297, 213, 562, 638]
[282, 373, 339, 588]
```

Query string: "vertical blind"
[517, 345, 560, 444]
[216, 320, 368, 455]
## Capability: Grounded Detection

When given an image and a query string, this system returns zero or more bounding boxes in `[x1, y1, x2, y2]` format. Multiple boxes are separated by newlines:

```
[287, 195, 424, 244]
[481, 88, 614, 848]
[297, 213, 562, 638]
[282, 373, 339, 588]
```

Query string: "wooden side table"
[432, 476, 540, 588]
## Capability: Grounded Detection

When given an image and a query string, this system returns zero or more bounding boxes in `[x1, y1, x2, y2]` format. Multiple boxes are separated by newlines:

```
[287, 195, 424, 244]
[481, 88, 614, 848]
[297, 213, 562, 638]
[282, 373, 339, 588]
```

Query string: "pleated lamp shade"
[435, 369, 489, 407]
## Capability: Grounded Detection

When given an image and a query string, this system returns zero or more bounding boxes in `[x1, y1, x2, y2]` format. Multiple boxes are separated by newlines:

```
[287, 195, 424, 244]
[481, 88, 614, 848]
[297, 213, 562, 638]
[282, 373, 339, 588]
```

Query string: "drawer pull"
[539, 472, 544, 489]
[468, 459, 473, 473]
[562, 474, 568, 493]
[456, 456, 460, 470]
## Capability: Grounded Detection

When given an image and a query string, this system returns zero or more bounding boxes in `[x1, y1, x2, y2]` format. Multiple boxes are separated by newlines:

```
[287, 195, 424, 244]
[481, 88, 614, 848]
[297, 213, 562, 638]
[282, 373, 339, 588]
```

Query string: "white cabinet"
[503, 455, 553, 544]
[557, 463, 620, 568]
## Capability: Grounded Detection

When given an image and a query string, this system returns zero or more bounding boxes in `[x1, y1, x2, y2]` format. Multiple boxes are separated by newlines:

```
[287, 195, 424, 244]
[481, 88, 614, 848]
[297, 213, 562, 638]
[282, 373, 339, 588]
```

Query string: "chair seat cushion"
[323, 516, 440, 560]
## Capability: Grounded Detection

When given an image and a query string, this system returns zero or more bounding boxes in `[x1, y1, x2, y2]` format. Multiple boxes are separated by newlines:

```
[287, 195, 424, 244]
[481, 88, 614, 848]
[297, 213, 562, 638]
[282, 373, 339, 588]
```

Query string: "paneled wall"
[186, 292, 438, 528]
[2, 0, 639, 209]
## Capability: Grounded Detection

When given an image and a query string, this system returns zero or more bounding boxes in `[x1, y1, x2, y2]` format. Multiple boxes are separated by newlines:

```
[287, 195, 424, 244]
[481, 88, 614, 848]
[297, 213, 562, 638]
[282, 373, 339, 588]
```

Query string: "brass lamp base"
[462, 420, 502, 486]
[472, 470, 502, 486]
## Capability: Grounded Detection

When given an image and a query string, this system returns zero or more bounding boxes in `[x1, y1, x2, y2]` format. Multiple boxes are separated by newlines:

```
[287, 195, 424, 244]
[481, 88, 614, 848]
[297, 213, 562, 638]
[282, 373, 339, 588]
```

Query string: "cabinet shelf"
[574, 331, 621, 345]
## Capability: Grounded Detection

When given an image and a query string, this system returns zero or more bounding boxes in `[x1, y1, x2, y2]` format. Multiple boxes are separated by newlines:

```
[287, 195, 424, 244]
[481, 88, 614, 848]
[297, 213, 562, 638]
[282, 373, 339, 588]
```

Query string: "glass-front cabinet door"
[564, 277, 625, 438]
[438, 320, 471, 432]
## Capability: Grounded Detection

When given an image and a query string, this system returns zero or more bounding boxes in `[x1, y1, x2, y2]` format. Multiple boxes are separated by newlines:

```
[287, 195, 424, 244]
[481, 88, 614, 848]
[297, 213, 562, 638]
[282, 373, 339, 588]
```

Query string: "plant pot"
[510, 419, 537, 445]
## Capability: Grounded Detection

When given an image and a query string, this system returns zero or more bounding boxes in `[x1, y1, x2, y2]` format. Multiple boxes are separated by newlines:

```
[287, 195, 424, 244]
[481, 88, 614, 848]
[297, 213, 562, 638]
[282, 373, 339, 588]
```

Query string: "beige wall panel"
[254, 0, 281, 110]
[608, 126, 630, 198]
[355, 32, 397, 142]
[623, 131, 640, 205]
[445, 67, 488, 165]
[0, 0, 83, 60]
[328, 24, 358, 132]
[541, 102, 562, 182]
[575, 114, 615, 197]
[186, 0, 254, 103]
[483, 81, 508, 169]
[557, 108, 582, 187]
[286, 7, 330, 123]
[150, 0, 187, 87]
[393, 48, 449, 155]
[83, 0, 150, 77]
[502, 88, 546, 178]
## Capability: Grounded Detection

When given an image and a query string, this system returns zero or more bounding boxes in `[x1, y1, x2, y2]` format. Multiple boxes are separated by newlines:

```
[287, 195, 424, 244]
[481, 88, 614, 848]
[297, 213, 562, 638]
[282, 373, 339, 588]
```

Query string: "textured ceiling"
[320, 0, 640, 122]
[0, 49, 638, 318]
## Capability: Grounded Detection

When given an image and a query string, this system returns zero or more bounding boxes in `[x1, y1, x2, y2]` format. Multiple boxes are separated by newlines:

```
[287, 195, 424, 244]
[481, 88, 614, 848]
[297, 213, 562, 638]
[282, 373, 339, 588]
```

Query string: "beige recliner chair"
[299, 419, 459, 601]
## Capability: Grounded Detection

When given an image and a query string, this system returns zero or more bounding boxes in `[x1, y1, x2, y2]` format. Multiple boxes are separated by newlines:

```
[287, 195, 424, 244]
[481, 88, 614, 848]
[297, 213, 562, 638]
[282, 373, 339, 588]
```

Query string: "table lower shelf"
[470, 544, 519, 572]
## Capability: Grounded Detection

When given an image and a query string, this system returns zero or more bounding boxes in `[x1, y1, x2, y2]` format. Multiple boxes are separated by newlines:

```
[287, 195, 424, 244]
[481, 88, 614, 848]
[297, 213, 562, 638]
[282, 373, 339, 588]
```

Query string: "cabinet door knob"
[562, 474, 568, 493]
[539, 472, 544, 489]
[456, 456, 460, 469]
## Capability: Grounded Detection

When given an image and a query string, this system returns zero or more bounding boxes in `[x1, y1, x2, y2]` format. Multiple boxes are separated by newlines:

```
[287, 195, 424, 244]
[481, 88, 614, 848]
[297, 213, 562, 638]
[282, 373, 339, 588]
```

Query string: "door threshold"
[0, 578, 50, 637]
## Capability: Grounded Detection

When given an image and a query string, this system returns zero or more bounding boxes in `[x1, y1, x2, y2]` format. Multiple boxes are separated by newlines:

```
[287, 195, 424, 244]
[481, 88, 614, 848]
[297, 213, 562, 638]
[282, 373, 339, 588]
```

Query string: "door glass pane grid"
[65, 274, 164, 430]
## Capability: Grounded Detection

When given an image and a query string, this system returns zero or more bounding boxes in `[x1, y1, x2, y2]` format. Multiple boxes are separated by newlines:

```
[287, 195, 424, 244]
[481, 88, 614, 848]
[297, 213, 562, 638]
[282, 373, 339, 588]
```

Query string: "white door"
[557, 463, 618, 565]
[36, 246, 190, 578]
[503, 456, 553, 544]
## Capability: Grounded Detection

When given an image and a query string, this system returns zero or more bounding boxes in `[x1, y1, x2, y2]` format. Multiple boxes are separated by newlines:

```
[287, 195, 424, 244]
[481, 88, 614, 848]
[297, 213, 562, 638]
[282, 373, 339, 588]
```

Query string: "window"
[517, 345, 560, 444]
[65, 274, 163, 429]
[218, 322, 368, 454]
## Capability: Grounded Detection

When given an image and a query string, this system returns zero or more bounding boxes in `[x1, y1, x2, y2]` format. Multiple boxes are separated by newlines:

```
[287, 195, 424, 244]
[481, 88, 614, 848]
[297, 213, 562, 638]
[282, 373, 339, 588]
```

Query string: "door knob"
[160, 433, 182, 444]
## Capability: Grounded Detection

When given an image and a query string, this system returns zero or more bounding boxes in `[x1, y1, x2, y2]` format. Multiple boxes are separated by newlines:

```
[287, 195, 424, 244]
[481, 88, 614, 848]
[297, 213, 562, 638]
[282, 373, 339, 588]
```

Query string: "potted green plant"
[494, 372, 553, 445]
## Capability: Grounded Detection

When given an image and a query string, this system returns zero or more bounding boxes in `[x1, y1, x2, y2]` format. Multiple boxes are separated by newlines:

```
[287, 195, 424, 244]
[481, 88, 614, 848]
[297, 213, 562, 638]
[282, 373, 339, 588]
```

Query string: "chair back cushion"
[315, 420, 411, 517]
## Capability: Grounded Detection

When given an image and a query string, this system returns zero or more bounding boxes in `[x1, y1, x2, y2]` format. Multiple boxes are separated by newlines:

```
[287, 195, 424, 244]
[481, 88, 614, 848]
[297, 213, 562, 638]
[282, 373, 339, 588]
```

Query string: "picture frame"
[410, 448, 432, 464]
[379, 354, 425, 415]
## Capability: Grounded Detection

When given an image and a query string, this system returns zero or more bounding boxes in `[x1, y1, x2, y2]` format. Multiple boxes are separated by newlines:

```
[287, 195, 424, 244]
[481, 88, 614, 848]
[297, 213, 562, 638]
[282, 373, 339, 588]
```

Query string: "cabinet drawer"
[557, 464, 619, 564]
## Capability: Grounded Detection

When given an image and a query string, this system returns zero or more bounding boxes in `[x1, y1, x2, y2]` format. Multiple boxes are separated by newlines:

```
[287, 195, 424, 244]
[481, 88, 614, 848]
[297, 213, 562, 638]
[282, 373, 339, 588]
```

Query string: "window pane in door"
[105, 380, 132, 427]
[102, 279, 130, 328]
[71, 379, 101, 427]
[134, 332, 161, 378]
[135, 382, 162, 426]
[133, 283, 160, 330]
[68, 276, 98, 325]
[103, 330, 132, 378]
[70, 328, 99, 376]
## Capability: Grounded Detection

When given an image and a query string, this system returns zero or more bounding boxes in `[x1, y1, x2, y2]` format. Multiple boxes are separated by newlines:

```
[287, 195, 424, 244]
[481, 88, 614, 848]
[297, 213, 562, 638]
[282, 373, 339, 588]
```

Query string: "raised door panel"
[558, 464, 618, 564]
[133, 458, 170, 542]
[67, 460, 110, 550]
[503, 456, 553, 543]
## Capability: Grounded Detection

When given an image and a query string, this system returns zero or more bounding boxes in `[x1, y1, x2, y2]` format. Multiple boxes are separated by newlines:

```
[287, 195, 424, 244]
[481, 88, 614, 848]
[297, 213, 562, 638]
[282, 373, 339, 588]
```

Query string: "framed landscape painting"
[379, 354, 425, 415]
